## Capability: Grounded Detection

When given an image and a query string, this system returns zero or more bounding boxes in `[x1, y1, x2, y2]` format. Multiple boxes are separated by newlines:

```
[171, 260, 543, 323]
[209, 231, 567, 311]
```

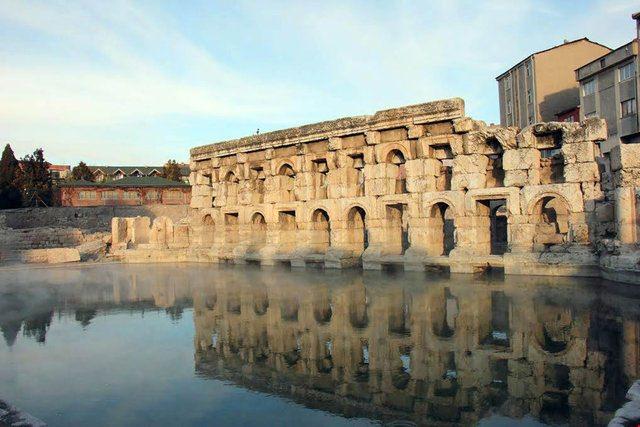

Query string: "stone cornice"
[191, 98, 465, 161]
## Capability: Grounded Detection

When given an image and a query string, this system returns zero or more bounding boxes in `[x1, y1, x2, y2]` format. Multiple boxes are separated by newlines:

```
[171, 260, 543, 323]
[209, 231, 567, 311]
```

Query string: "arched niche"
[346, 206, 368, 256]
[428, 202, 456, 256]
[250, 212, 267, 248]
[531, 195, 570, 247]
[310, 209, 331, 254]
[201, 214, 216, 247]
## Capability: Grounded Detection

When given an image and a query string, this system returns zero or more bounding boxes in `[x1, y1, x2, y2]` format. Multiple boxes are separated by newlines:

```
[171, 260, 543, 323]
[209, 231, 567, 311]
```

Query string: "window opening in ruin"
[250, 166, 266, 196]
[490, 203, 508, 255]
[312, 159, 329, 194]
[386, 149, 407, 194]
[224, 212, 239, 244]
[476, 199, 508, 255]
[430, 202, 455, 256]
[540, 148, 564, 184]
[435, 152, 454, 191]
[347, 206, 368, 256]
[488, 155, 505, 187]
[349, 153, 366, 196]
[311, 209, 331, 253]
[349, 153, 365, 169]
[386, 204, 410, 254]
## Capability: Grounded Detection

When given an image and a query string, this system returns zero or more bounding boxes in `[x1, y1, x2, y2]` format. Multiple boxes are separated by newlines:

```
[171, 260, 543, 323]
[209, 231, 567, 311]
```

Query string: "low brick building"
[59, 176, 191, 207]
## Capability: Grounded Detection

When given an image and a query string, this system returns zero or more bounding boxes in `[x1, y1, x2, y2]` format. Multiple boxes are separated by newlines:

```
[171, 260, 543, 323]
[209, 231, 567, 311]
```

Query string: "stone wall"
[0, 205, 190, 231]
[109, 98, 640, 283]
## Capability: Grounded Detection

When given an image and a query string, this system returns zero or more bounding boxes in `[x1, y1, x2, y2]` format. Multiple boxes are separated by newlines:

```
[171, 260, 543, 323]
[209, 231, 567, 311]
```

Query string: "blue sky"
[0, 0, 638, 165]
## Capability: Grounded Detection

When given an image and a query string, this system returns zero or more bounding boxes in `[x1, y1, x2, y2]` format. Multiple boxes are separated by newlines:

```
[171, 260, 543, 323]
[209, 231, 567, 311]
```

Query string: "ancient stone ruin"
[109, 98, 640, 284]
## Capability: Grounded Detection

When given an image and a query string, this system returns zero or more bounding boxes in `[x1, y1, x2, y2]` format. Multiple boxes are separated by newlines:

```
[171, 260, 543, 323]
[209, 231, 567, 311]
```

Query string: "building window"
[527, 89, 532, 104]
[506, 100, 512, 114]
[528, 115, 534, 125]
[145, 191, 159, 200]
[78, 191, 96, 200]
[563, 116, 575, 123]
[582, 80, 596, 96]
[504, 75, 511, 90]
[621, 98, 637, 118]
[600, 58, 606, 68]
[122, 191, 139, 200]
[101, 191, 118, 200]
[619, 62, 635, 82]
[525, 62, 531, 77]
[164, 190, 183, 201]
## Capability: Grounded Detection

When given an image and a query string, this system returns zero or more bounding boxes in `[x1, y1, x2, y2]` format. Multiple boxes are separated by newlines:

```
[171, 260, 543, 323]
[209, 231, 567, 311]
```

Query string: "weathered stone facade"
[110, 98, 640, 283]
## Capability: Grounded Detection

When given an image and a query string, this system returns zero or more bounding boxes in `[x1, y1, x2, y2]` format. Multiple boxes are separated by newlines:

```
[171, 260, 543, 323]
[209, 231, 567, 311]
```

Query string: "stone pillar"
[615, 187, 638, 244]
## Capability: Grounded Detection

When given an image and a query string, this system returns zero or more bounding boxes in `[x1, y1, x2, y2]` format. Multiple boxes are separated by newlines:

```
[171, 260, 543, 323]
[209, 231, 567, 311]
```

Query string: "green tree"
[21, 148, 52, 207]
[71, 161, 94, 181]
[162, 159, 183, 182]
[0, 144, 22, 209]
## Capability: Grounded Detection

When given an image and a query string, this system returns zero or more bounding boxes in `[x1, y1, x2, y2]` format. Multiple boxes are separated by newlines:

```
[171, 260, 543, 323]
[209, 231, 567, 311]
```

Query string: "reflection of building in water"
[192, 272, 640, 426]
[1, 265, 639, 425]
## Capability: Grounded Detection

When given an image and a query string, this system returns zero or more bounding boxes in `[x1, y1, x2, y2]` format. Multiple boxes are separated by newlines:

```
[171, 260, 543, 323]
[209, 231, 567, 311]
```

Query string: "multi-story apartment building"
[576, 13, 640, 153]
[496, 38, 611, 128]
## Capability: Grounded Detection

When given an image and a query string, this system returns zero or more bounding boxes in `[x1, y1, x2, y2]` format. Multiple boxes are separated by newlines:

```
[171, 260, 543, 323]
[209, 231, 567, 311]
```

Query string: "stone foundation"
[108, 98, 640, 284]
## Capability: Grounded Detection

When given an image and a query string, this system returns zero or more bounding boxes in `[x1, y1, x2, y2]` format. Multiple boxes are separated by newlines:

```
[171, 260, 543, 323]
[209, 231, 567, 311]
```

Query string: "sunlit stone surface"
[0, 264, 639, 426]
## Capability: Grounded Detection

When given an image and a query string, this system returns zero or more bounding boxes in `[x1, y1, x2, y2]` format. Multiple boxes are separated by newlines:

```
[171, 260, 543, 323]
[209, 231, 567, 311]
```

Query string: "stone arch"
[425, 196, 464, 218]
[381, 143, 410, 164]
[310, 208, 331, 253]
[277, 162, 296, 177]
[223, 170, 239, 183]
[530, 195, 571, 246]
[428, 202, 456, 256]
[526, 191, 578, 215]
[346, 205, 368, 255]
[250, 212, 267, 248]
[201, 214, 215, 247]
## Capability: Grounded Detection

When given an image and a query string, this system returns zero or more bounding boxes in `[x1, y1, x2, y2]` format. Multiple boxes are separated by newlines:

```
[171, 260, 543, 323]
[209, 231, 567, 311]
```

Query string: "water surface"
[0, 264, 638, 426]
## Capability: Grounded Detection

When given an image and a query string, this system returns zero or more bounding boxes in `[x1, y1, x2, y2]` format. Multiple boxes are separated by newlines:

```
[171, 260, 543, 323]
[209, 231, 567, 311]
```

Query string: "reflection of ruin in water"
[1, 264, 639, 426]
[188, 266, 640, 426]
